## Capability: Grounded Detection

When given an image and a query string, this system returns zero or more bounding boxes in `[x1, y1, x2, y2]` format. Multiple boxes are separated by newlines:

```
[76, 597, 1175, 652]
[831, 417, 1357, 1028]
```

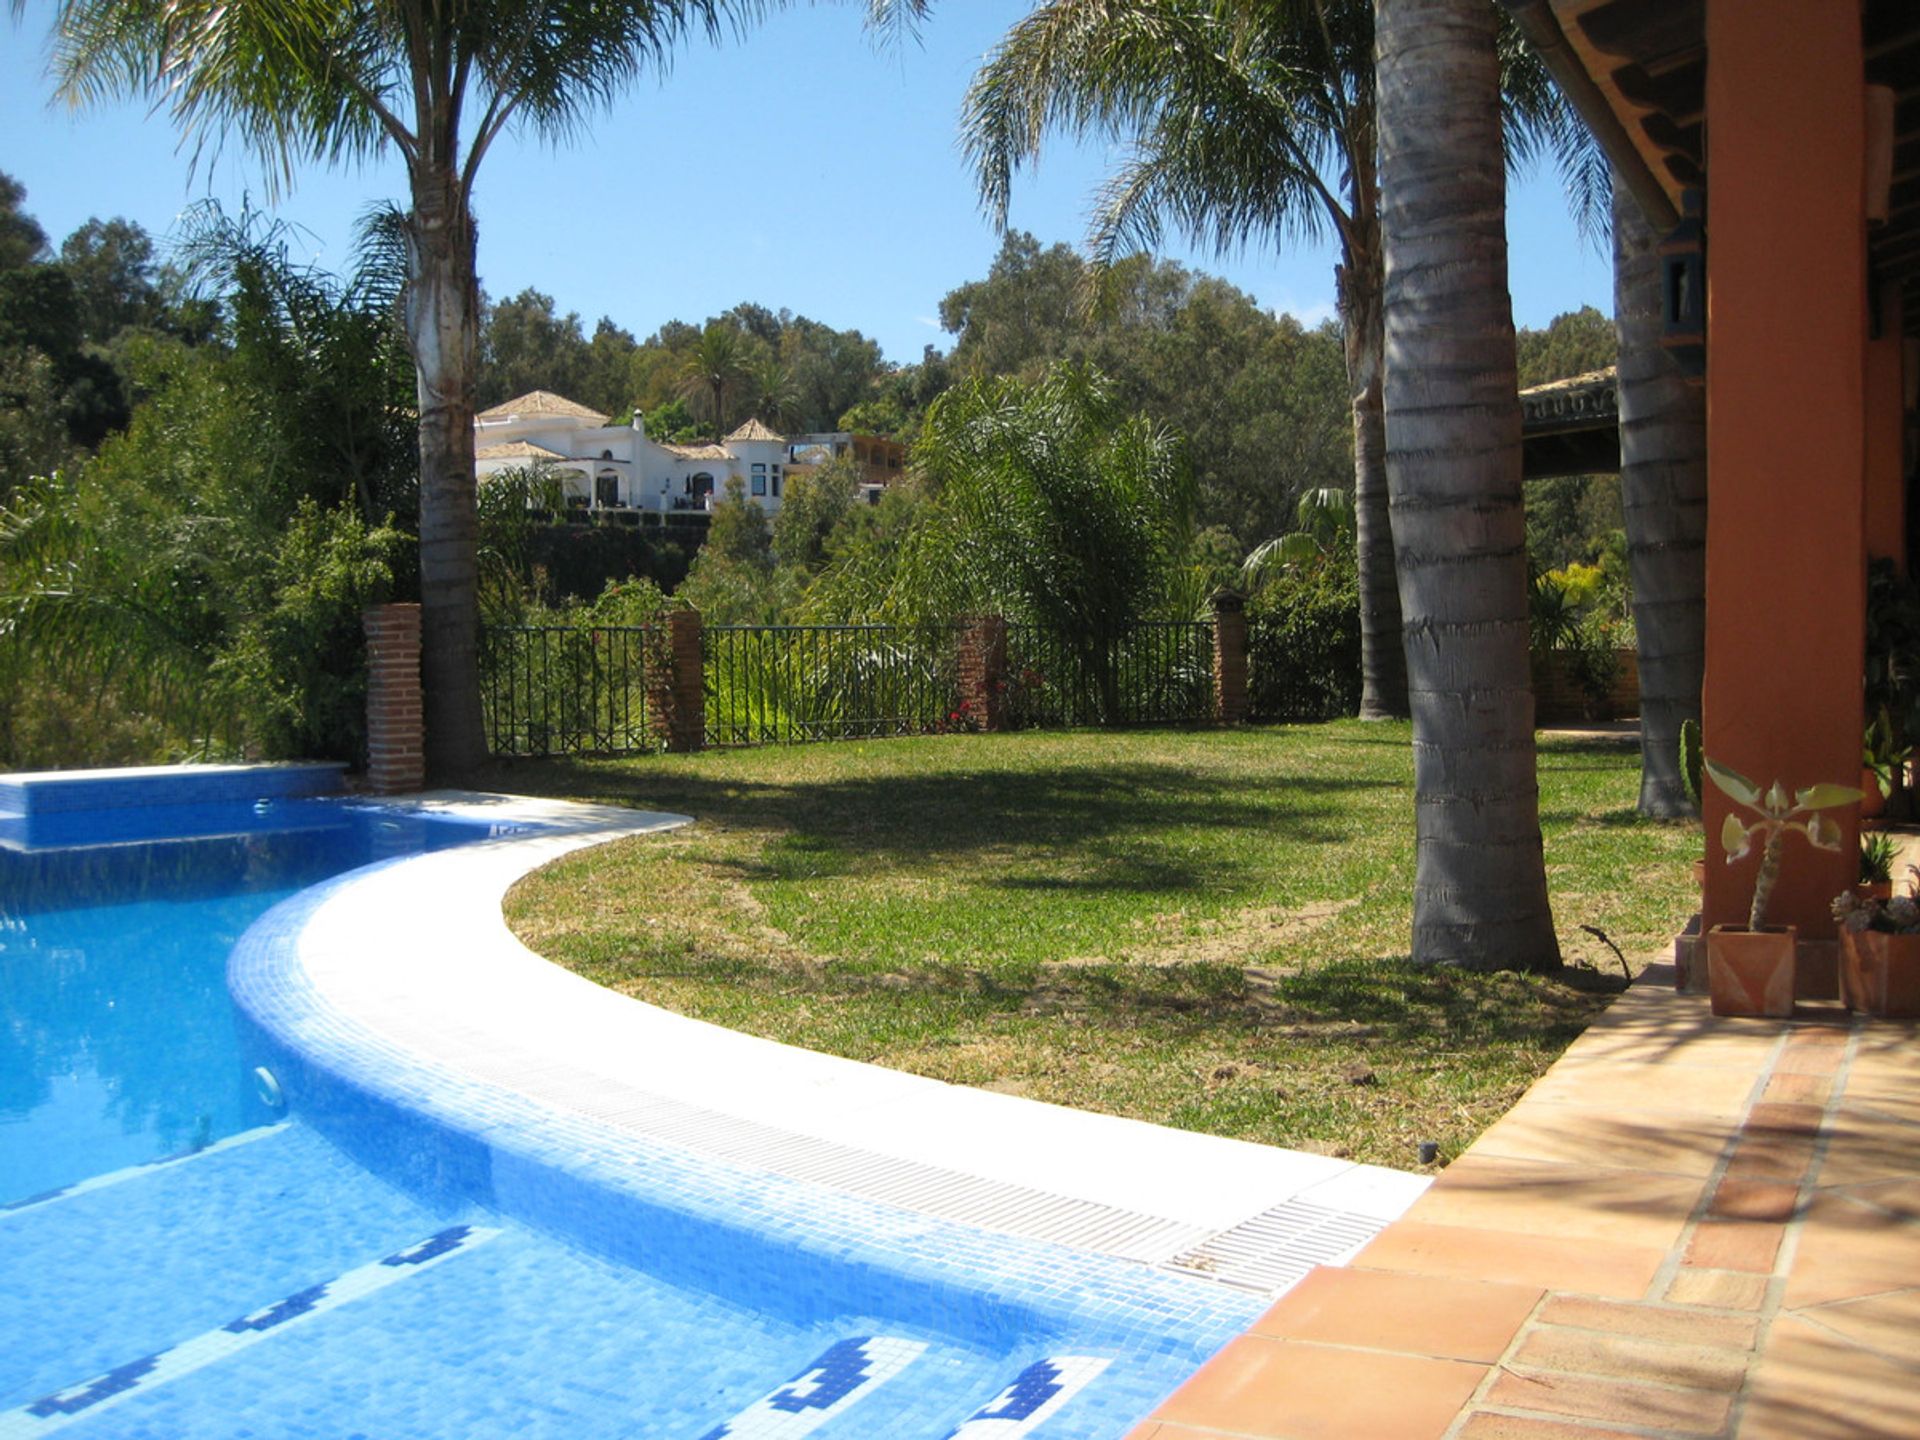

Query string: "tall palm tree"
[747, 354, 800, 431]
[679, 322, 753, 441]
[27, 0, 923, 776]
[1377, 0, 1558, 971]
[1613, 181, 1706, 818]
[964, 0, 1595, 724]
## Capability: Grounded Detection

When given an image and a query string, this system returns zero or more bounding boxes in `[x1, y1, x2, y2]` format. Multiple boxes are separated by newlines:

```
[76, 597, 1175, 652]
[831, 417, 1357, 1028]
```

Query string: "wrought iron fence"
[481, 624, 657, 756]
[703, 623, 962, 746]
[1004, 622, 1214, 728]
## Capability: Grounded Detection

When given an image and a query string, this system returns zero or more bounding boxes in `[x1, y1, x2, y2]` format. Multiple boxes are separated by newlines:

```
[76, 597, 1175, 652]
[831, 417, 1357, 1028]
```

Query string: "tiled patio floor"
[1126, 964, 1920, 1440]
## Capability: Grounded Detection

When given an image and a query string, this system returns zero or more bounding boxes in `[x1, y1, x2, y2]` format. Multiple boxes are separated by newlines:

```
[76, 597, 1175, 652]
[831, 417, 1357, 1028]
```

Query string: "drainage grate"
[1159, 1199, 1390, 1295]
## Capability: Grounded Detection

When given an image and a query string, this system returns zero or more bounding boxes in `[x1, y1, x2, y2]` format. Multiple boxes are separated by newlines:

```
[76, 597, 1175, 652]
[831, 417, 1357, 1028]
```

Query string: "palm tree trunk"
[1613, 182, 1706, 818]
[1377, 0, 1559, 972]
[1341, 231, 1408, 719]
[404, 165, 488, 778]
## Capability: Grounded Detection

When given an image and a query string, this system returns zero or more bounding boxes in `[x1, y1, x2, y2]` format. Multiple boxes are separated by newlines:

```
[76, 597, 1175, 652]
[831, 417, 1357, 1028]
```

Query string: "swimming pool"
[0, 772, 1307, 1438]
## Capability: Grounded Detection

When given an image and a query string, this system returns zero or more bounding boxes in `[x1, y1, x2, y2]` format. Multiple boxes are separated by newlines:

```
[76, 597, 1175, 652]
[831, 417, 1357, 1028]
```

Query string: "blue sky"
[2, 3, 1610, 364]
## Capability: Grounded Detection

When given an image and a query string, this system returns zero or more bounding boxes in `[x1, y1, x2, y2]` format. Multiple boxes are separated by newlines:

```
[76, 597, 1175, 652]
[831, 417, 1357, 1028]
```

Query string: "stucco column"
[1701, 0, 1867, 969]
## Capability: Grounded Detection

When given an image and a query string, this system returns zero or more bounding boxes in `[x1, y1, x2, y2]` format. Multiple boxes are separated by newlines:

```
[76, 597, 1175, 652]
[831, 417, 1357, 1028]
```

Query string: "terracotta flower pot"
[1691, 856, 1707, 891]
[1839, 928, 1920, 1019]
[1862, 767, 1887, 819]
[1707, 925, 1797, 1019]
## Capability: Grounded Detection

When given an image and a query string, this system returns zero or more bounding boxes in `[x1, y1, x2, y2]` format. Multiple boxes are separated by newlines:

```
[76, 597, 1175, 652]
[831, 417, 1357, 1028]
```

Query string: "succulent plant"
[1706, 759, 1862, 931]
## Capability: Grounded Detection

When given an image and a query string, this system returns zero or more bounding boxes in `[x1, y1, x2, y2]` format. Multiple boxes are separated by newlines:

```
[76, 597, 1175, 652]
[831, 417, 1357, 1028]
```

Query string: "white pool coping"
[247, 790, 1429, 1290]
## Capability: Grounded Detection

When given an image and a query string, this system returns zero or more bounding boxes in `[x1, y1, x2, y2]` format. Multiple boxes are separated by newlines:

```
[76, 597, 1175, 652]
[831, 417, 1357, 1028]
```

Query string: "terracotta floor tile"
[1761, 1071, 1830, 1105]
[1806, 1107, 1920, 1186]
[1707, 1176, 1800, 1222]
[1789, 1286, 1920, 1363]
[1534, 1296, 1757, 1350]
[1741, 1314, 1920, 1439]
[1838, 1073, 1920, 1126]
[1483, 1370, 1730, 1435]
[1728, 1128, 1812, 1182]
[1155, 1335, 1485, 1440]
[1774, 1041, 1846, 1076]
[1683, 1216, 1784, 1272]
[1509, 1327, 1746, 1391]
[1456, 1415, 1646, 1440]
[1469, 1107, 1725, 1178]
[1408, 1155, 1701, 1251]
[1518, 1059, 1759, 1119]
[1663, 1267, 1770, 1310]
[1357, 1222, 1664, 1300]
[1248, 1265, 1541, 1364]
[1783, 1191, 1920, 1307]
[1561, 1024, 1780, 1072]
[1827, 1177, 1920, 1222]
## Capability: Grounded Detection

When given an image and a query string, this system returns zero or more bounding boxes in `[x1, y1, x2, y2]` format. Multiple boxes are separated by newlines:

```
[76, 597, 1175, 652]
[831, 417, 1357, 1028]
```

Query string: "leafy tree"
[963, 0, 1595, 723]
[0, 173, 48, 272]
[639, 397, 702, 443]
[583, 316, 639, 416]
[58, 217, 165, 344]
[0, 350, 76, 499]
[1378, 0, 1557, 971]
[28, 0, 925, 775]
[772, 453, 860, 570]
[705, 475, 774, 570]
[1516, 304, 1617, 386]
[478, 288, 593, 409]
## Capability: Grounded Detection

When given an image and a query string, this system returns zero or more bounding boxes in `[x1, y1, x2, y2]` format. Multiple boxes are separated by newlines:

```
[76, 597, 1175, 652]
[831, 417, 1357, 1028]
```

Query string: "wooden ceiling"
[1540, 0, 1920, 334]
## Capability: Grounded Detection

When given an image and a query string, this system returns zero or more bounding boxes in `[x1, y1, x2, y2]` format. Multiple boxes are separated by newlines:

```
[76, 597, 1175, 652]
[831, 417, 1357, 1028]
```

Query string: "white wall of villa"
[472, 391, 791, 516]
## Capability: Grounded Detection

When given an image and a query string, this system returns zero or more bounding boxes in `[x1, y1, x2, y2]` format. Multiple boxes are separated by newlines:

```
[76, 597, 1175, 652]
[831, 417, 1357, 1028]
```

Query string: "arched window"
[596, 472, 620, 507]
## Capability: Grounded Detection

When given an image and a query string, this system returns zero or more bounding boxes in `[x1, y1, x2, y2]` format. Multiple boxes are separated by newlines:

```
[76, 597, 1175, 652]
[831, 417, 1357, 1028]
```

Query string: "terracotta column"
[1701, 0, 1867, 970]
[364, 603, 426, 795]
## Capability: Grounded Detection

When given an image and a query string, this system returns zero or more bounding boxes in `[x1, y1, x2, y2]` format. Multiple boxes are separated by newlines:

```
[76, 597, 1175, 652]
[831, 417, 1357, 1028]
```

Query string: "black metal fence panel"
[481, 625, 658, 756]
[703, 624, 963, 746]
[1004, 622, 1214, 728]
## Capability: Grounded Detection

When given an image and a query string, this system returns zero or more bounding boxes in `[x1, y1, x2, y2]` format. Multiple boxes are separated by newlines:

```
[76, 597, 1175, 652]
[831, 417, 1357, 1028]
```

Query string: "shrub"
[1247, 548, 1361, 722]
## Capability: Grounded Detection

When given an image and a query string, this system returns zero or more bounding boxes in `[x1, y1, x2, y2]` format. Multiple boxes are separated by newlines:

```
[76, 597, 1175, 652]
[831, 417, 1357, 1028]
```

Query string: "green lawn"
[489, 721, 1698, 1171]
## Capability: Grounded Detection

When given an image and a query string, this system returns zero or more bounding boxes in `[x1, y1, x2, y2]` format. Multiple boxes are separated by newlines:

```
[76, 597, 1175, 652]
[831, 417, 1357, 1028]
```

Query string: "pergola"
[1504, 0, 1920, 981]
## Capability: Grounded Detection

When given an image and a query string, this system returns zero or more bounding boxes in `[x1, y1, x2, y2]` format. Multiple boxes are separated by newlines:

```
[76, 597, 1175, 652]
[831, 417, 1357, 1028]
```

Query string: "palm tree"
[26, 0, 923, 776]
[1613, 181, 1706, 819]
[1377, 0, 1558, 971]
[679, 322, 753, 441]
[747, 354, 800, 431]
[964, 0, 1593, 725]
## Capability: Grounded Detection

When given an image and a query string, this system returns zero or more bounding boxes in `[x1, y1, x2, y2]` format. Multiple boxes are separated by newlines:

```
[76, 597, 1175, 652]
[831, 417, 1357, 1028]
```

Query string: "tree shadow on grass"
[482, 756, 1380, 877]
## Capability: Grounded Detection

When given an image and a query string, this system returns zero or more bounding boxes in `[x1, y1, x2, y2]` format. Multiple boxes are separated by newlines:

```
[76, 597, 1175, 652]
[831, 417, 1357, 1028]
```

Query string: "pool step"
[943, 1356, 1111, 1439]
[0, 1123, 464, 1413]
[0, 1123, 286, 1221]
[0, 1226, 496, 1439]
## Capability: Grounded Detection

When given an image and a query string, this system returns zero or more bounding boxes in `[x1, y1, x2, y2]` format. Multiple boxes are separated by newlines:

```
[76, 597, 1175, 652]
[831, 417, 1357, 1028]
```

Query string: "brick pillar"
[1213, 590, 1249, 725]
[648, 608, 706, 752]
[956, 615, 1009, 731]
[363, 603, 425, 794]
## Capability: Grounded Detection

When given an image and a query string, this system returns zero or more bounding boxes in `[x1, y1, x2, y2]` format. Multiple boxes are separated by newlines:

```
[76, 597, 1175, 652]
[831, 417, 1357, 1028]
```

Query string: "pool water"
[0, 796, 1258, 1438]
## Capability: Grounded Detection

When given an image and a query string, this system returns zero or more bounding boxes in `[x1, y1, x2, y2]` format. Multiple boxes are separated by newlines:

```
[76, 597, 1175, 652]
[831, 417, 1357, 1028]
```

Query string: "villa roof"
[476, 390, 609, 424]
[475, 440, 566, 461]
[724, 417, 785, 444]
[661, 442, 732, 461]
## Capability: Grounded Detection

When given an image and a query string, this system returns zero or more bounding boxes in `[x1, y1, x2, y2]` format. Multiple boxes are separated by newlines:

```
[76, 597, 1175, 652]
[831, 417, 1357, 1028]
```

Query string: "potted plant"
[1860, 830, 1899, 901]
[1704, 760, 1862, 1018]
[1832, 875, 1920, 1018]
[1861, 707, 1910, 820]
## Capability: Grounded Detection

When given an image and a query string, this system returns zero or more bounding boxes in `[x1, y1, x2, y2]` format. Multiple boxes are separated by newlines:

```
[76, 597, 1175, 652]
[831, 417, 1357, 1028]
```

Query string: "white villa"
[473, 391, 791, 518]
